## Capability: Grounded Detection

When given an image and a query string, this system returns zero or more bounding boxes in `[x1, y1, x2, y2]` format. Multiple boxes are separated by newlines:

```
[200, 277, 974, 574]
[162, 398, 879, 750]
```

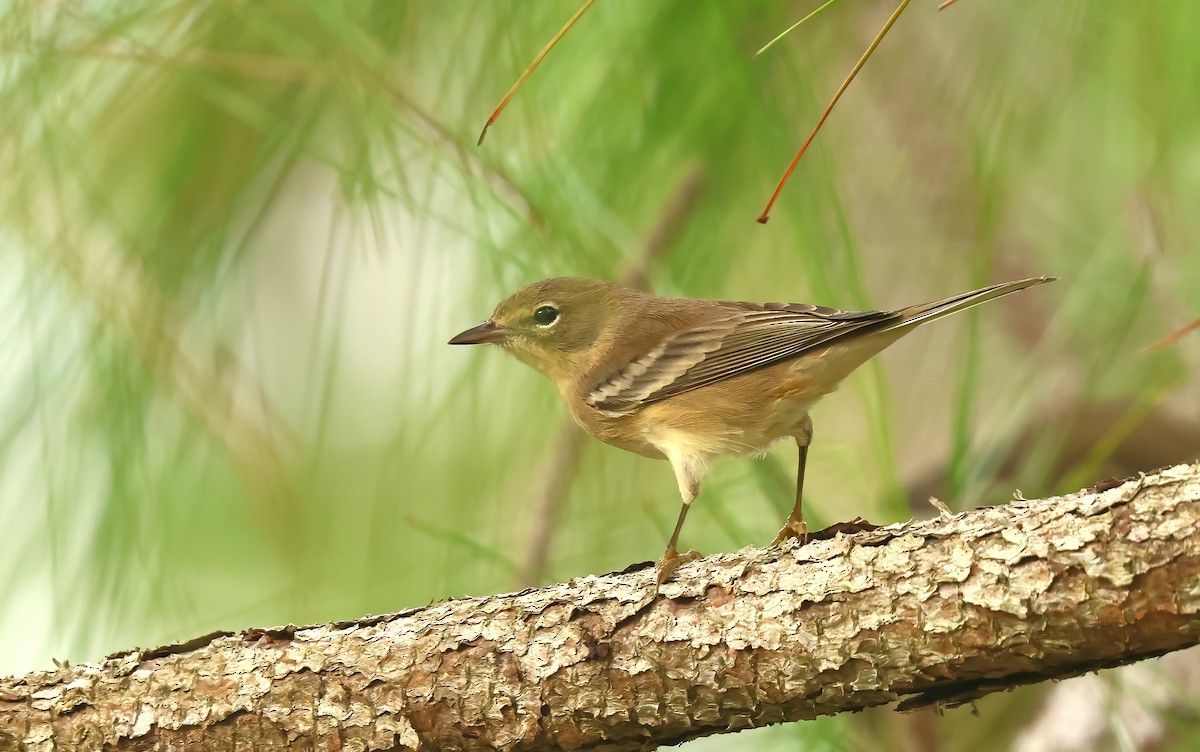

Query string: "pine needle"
[477, 0, 596, 146]
[754, 0, 842, 60]
[758, 0, 913, 224]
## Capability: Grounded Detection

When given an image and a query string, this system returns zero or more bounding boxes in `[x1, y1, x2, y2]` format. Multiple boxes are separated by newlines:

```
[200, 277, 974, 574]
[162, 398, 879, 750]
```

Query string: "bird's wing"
[586, 302, 895, 414]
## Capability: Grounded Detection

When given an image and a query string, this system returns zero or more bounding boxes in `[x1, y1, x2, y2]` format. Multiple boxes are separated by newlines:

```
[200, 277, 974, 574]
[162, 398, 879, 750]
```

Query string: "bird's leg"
[771, 445, 809, 542]
[774, 415, 813, 545]
[657, 450, 704, 585]
[658, 500, 700, 584]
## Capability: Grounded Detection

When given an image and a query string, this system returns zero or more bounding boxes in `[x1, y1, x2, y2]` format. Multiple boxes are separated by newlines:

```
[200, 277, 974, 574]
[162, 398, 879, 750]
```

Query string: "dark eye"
[533, 305, 559, 326]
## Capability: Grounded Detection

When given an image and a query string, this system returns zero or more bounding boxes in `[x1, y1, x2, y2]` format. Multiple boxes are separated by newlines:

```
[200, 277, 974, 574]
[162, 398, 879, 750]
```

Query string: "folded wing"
[586, 303, 895, 414]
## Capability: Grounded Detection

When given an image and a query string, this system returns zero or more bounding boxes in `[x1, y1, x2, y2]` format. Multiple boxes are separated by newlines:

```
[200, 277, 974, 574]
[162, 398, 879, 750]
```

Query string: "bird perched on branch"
[450, 275, 1055, 584]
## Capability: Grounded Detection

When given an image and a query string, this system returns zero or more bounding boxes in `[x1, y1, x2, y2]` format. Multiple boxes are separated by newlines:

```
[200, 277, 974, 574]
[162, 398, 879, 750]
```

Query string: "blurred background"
[3, 1, 1199, 749]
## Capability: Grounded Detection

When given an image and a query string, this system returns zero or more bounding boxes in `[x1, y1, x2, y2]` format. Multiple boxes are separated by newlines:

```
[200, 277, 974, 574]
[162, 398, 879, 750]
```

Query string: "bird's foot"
[772, 517, 808, 546]
[655, 548, 701, 586]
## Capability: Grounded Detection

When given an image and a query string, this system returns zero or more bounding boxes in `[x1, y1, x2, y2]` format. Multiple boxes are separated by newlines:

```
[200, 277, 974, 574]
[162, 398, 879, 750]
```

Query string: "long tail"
[880, 276, 1057, 333]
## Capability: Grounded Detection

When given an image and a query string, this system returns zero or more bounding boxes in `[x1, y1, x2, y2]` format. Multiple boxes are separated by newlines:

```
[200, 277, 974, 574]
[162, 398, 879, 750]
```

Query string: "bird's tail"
[880, 276, 1057, 333]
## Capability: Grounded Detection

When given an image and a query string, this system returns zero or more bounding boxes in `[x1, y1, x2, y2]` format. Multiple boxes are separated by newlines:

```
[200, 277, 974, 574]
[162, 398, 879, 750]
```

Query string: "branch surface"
[4, 463, 1200, 751]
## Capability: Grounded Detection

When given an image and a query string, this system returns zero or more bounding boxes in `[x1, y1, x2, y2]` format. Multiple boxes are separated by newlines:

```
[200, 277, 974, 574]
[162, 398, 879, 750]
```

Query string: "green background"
[3, 1, 1198, 749]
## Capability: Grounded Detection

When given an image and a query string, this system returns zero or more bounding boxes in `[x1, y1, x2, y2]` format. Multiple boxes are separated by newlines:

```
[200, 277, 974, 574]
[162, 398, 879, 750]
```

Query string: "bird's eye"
[533, 305, 559, 326]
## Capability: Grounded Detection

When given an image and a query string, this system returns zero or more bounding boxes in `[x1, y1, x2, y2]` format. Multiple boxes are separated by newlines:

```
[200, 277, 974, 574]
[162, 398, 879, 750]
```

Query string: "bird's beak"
[448, 320, 507, 345]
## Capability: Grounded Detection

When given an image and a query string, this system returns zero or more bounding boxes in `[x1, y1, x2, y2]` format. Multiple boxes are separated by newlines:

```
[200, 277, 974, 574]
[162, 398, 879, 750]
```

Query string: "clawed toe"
[772, 518, 808, 546]
[655, 548, 701, 585]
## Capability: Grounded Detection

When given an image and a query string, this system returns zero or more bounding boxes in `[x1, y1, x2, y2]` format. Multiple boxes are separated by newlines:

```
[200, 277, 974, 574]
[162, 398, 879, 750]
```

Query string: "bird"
[449, 275, 1055, 584]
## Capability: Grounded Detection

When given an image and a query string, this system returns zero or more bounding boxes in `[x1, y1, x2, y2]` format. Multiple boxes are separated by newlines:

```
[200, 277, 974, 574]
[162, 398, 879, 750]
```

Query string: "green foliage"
[2, 1, 1197, 749]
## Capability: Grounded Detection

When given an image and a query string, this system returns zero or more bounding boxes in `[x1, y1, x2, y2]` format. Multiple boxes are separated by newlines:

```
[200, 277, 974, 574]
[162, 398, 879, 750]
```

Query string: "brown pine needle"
[757, 0, 913, 224]
[477, 0, 596, 146]
[938, 0, 963, 9]
[1141, 317, 1200, 355]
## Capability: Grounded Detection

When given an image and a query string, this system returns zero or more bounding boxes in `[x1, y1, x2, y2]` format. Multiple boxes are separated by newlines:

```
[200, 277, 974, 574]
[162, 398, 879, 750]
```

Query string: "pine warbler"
[451, 276, 1055, 583]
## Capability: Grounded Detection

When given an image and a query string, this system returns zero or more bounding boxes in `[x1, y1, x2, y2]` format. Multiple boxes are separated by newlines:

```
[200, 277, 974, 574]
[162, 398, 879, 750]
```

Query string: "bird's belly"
[567, 403, 668, 459]
[634, 392, 814, 461]
[569, 353, 849, 461]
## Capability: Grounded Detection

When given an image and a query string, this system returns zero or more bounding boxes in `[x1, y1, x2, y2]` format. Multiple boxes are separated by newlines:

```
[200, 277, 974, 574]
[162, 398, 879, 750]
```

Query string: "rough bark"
[3, 463, 1200, 752]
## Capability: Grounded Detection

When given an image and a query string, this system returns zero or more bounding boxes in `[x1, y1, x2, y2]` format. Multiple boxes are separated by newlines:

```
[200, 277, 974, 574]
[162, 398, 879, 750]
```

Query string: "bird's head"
[449, 277, 625, 383]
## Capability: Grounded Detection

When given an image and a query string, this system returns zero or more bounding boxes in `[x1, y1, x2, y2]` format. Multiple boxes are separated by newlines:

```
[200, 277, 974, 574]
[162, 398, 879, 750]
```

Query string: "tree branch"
[4, 463, 1200, 751]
